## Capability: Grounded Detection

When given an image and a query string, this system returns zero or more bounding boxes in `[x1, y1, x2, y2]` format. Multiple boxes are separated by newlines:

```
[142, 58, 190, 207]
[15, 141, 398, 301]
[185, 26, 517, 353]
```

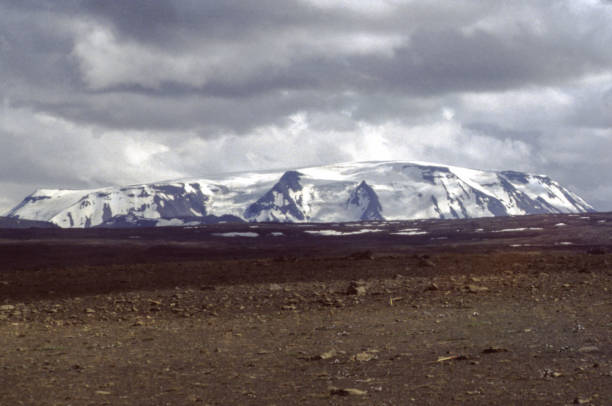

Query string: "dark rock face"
[0, 217, 58, 229]
[96, 214, 159, 228]
[347, 181, 384, 221]
[96, 214, 244, 228]
[244, 171, 307, 221]
[417, 165, 451, 185]
[151, 184, 209, 218]
[501, 171, 530, 184]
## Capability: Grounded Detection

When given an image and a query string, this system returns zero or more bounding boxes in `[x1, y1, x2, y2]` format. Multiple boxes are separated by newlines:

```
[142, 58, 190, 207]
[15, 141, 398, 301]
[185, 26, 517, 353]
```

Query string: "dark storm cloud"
[3, 0, 610, 132]
[1, 0, 611, 212]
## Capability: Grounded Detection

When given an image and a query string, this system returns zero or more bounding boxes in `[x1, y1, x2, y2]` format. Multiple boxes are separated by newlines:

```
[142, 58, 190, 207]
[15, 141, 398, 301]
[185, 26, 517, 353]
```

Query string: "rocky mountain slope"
[6, 161, 593, 228]
[0, 216, 58, 229]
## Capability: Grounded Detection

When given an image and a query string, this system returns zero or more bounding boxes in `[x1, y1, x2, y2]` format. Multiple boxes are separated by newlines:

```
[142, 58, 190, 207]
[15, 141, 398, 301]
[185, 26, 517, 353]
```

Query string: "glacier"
[6, 161, 594, 228]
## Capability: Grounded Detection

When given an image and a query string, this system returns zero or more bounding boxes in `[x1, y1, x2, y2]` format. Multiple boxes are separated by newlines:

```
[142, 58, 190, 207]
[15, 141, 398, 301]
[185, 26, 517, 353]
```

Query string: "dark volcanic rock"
[347, 181, 384, 221]
[0, 216, 58, 229]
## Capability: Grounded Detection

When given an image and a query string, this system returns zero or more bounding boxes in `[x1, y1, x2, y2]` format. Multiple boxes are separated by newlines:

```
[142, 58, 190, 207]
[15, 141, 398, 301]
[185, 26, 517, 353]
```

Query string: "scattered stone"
[95, 391, 111, 395]
[425, 283, 439, 291]
[330, 387, 367, 396]
[347, 280, 367, 296]
[281, 304, 297, 311]
[269, 283, 283, 291]
[574, 397, 592, 404]
[0, 304, 15, 312]
[319, 297, 344, 307]
[85, 308, 96, 314]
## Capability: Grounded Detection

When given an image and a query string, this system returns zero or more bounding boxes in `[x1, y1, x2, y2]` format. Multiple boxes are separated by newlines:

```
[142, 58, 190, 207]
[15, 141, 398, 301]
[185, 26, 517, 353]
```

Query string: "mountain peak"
[244, 171, 308, 222]
[7, 161, 593, 228]
[347, 181, 383, 221]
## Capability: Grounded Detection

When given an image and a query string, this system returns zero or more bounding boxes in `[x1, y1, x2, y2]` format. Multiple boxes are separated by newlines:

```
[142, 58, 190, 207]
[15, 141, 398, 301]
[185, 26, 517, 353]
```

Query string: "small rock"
[330, 387, 367, 396]
[281, 304, 297, 311]
[85, 308, 96, 314]
[269, 283, 283, 291]
[543, 369, 563, 378]
[577, 346, 599, 354]
[436, 354, 469, 362]
[95, 391, 111, 396]
[574, 397, 591, 404]
[417, 258, 435, 267]
[389, 297, 403, 306]
[425, 283, 439, 291]
[0, 304, 15, 312]
[466, 284, 489, 293]
[482, 346, 509, 354]
[313, 350, 337, 360]
[347, 280, 367, 296]
[352, 351, 378, 362]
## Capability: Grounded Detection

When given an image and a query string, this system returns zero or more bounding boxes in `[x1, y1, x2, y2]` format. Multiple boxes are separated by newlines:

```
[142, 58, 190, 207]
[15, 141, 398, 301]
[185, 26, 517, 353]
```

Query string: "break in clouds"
[1, 0, 611, 213]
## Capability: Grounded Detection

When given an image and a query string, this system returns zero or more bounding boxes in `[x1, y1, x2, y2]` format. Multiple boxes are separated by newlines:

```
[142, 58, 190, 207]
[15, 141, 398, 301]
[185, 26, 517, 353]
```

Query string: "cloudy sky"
[1, 0, 611, 213]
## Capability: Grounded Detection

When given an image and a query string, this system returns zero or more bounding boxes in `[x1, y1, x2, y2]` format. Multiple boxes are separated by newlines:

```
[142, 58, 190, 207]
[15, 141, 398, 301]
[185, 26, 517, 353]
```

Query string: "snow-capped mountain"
[6, 161, 594, 228]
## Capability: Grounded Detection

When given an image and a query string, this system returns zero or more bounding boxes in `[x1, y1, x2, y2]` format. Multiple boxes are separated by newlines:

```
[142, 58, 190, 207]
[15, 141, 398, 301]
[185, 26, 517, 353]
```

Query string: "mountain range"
[5, 161, 593, 228]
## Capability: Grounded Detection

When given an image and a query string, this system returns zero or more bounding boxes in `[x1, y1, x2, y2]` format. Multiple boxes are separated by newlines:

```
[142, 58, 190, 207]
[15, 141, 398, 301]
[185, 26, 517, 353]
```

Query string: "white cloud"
[72, 23, 404, 90]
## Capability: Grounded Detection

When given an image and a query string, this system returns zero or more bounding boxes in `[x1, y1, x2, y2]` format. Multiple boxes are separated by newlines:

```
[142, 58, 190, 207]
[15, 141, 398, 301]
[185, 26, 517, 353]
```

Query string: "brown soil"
[1, 213, 611, 405]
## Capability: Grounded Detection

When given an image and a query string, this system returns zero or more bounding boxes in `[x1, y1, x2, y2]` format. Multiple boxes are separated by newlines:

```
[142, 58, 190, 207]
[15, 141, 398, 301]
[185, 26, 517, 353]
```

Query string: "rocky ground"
[1, 213, 611, 405]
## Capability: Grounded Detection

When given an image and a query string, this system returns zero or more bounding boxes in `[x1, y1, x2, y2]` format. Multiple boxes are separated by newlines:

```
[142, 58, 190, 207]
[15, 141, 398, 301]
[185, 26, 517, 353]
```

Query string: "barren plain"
[1, 213, 611, 405]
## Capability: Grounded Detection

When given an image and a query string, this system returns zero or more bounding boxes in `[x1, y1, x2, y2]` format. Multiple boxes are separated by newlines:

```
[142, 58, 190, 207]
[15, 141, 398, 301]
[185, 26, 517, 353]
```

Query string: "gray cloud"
[1, 0, 611, 213]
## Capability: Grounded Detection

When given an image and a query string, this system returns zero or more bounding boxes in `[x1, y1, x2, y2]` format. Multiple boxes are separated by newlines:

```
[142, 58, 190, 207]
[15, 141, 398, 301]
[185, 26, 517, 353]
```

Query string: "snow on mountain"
[6, 161, 594, 228]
